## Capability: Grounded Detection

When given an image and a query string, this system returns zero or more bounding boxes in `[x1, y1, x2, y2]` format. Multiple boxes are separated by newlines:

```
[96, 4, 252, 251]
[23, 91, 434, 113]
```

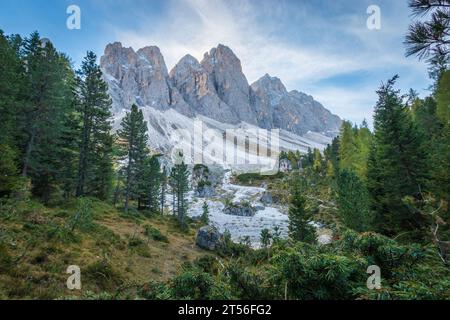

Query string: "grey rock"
[201, 45, 256, 125]
[170, 54, 238, 123]
[223, 202, 256, 217]
[260, 192, 273, 205]
[100, 42, 192, 115]
[195, 185, 215, 198]
[196, 226, 223, 251]
[251, 74, 341, 135]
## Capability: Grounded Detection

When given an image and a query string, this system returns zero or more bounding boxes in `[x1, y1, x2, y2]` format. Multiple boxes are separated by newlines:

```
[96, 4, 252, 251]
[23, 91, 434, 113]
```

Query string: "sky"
[0, 0, 433, 126]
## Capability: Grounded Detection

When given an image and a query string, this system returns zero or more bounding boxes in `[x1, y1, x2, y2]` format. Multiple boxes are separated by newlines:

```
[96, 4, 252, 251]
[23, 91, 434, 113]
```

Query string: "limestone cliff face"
[100, 42, 341, 135]
[251, 74, 342, 134]
[200, 45, 256, 125]
[101, 42, 192, 116]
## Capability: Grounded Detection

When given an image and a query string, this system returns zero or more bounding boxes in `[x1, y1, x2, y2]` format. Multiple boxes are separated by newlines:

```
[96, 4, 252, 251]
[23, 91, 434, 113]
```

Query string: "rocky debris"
[196, 226, 223, 251]
[223, 202, 257, 217]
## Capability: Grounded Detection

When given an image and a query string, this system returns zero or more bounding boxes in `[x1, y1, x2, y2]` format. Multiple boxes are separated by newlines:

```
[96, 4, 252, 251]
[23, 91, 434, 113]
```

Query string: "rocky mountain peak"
[100, 42, 341, 135]
[252, 74, 287, 95]
[100, 42, 172, 112]
[136, 46, 168, 77]
[169, 54, 202, 78]
[200, 45, 255, 124]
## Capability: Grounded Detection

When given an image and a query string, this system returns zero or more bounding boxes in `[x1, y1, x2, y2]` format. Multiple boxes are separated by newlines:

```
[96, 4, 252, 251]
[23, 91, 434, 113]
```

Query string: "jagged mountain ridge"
[100, 42, 341, 137]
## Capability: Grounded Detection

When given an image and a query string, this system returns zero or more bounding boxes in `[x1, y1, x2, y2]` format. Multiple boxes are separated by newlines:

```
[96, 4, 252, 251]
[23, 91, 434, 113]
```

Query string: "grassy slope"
[0, 198, 209, 299]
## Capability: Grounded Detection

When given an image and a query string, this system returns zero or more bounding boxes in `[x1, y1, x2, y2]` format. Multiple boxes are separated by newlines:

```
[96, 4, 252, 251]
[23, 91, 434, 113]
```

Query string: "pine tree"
[20, 33, 77, 203]
[118, 104, 149, 213]
[201, 201, 210, 225]
[338, 121, 358, 172]
[288, 174, 316, 243]
[0, 31, 24, 196]
[367, 76, 427, 236]
[170, 160, 190, 227]
[0, 31, 24, 147]
[138, 155, 162, 212]
[324, 136, 340, 176]
[75, 51, 113, 200]
[337, 169, 373, 232]
[429, 73, 450, 215]
[312, 149, 323, 173]
[0, 144, 18, 197]
[260, 228, 272, 249]
[435, 70, 450, 124]
[160, 165, 168, 215]
[301, 148, 314, 168]
[405, 0, 450, 74]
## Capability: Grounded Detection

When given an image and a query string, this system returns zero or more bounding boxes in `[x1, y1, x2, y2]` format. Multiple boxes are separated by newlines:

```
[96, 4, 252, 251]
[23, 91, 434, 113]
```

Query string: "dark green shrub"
[144, 225, 168, 243]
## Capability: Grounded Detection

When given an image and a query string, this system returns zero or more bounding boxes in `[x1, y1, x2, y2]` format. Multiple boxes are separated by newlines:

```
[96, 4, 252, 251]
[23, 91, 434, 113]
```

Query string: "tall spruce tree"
[160, 165, 168, 215]
[170, 160, 190, 227]
[429, 72, 450, 214]
[138, 155, 162, 212]
[20, 33, 77, 203]
[288, 174, 316, 243]
[367, 76, 427, 236]
[75, 51, 113, 200]
[337, 169, 373, 232]
[0, 31, 24, 196]
[118, 104, 149, 213]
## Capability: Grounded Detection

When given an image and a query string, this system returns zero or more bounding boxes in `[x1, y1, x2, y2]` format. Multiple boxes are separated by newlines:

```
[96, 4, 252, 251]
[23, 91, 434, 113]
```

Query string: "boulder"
[195, 185, 216, 198]
[260, 191, 273, 205]
[223, 203, 256, 217]
[196, 226, 223, 251]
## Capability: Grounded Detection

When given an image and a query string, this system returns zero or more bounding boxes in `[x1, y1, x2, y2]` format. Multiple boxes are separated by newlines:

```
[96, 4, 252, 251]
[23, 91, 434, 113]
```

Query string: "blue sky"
[0, 0, 432, 126]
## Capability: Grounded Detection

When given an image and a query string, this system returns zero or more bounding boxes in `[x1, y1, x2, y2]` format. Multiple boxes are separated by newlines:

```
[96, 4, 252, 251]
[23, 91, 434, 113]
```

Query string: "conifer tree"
[201, 201, 210, 225]
[118, 104, 149, 213]
[20, 33, 77, 203]
[138, 155, 162, 212]
[367, 76, 427, 236]
[405, 0, 450, 75]
[338, 121, 358, 172]
[0, 31, 24, 196]
[312, 149, 323, 173]
[170, 160, 190, 227]
[337, 169, 373, 232]
[435, 70, 450, 124]
[260, 228, 272, 249]
[288, 174, 316, 243]
[160, 165, 168, 215]
[75, 51, 113, 199]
